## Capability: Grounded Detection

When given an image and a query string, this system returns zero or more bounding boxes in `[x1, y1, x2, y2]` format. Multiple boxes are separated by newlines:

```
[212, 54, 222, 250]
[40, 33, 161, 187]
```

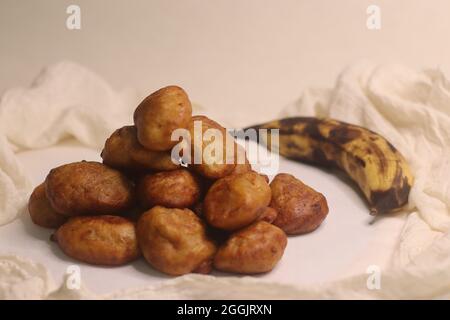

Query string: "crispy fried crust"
[45, 161, 135, 216]
[137, 169, 200, 209]
[256, 207, 278, 224]
[136, 206, 216, 276]
[54, 215, 140, 265]
[214, 221, 287, 274]
[270, 173, 328, 234]
[189, 115, 237, 179]
[101, 126, 179, 172]
[134, 86, 192, 151]
[28, 183, 67, 228]
[204, 171, 271, 231]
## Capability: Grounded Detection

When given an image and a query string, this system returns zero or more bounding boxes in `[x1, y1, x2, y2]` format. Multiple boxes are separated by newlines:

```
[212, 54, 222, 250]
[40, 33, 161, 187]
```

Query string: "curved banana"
[245, 117, 413, 215]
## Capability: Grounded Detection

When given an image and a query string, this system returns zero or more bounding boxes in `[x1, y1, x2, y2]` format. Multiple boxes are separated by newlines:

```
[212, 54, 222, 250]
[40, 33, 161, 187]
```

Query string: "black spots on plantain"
[246, 117, 414, 215]
[370, 165, 411, 215]
[328, 126, 362, 144]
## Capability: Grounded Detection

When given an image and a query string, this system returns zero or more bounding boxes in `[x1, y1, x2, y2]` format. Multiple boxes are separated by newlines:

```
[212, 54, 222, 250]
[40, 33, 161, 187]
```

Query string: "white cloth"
[0, 61, 449, 299]
[0, 62, 138, 226]
[282, 61, 450, 267]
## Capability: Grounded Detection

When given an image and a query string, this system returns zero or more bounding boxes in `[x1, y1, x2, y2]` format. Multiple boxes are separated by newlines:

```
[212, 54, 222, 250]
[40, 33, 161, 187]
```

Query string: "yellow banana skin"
[246, 117, 414, 215]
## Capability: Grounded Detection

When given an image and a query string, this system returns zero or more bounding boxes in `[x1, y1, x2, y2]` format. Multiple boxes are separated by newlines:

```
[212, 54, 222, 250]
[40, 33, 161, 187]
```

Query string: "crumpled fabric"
[0, 60, 449, 299]
[0, 61, 138, 226]
[282, 61, 450, 267]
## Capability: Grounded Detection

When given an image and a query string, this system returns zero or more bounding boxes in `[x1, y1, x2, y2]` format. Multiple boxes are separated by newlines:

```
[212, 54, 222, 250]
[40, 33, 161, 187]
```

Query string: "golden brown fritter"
[204, 171, 271, 231]
[133, 86, 192, 151]
[137, 169, 200, 209]
[101, 126, 179, 172]
[256, 207, 278, 224]
[45, 161, 135, 217]
[189, 115, 237, 179]
[214, 221, 287, 274]
[270, 173, 328, 235]
[28, 183, 67, 228]
[137, 206, 216, 276]
[260, 173, 270, 183]
[53, 215, 140, 266]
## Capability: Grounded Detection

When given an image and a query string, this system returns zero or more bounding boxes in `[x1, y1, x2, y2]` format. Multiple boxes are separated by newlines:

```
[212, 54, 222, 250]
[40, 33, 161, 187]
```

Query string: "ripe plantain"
[245, 117, 413, 215]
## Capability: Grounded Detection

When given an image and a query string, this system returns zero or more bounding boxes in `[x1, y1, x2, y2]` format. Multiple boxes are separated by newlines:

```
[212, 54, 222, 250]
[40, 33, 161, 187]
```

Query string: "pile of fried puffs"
[28, 86, 329, 276]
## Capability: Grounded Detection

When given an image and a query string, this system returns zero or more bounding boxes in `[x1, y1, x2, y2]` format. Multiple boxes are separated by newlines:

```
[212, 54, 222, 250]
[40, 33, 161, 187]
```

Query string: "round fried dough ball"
[256, 207, 278, 224]
[133, 86, 192, 151]
[204, 171, 271, 231]
[214, 221, 287, 274]
[53, 215, 140, 266]
[28, 183, 67, 228]
[101, 126, 179, 172]
[137, 206, 216, 276]
[270, 173, 328, 235]
[137, 169, 200, 209]
[45, 161, 135, 217]
[189, 115, 236, 179]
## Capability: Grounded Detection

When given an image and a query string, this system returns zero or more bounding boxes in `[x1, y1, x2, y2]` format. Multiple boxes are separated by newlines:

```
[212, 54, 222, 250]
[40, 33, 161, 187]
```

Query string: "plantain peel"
[246, 117, 414, 215]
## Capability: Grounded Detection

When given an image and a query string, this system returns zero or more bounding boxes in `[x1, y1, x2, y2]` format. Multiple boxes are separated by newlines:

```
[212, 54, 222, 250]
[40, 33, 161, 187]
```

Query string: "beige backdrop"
[1, 0, 450, 124]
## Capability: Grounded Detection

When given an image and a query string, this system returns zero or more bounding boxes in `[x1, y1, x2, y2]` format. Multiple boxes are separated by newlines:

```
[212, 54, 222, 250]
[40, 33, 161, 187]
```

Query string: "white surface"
[0, 139, 403, 295]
